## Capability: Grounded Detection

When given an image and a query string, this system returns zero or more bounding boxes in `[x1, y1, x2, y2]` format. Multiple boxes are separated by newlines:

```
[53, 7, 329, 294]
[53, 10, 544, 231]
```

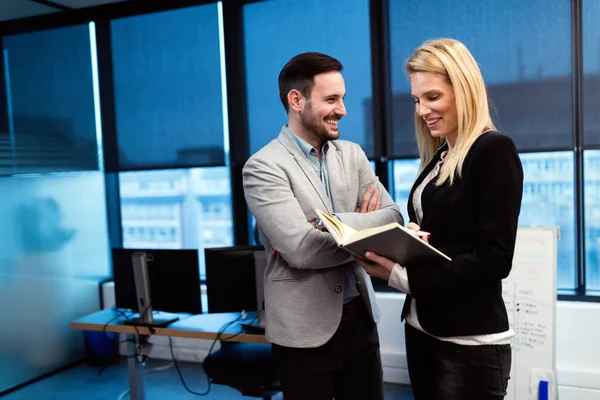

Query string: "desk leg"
[126, 336, 145, 400]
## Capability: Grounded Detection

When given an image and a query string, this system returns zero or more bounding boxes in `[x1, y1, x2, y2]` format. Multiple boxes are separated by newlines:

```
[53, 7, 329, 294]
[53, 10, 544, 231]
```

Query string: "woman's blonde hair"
[405, 38, 495, 185]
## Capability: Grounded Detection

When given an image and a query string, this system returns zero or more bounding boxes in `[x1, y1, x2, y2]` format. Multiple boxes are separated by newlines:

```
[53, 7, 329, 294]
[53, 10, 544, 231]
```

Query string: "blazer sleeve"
[333, 145, 404, 229]
[406, 135, 524, 297]
[243, 155, 353, 270]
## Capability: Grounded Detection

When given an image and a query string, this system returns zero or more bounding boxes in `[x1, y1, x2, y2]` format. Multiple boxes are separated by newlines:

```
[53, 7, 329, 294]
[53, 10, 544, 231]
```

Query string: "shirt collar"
[282, 125, 329, 158]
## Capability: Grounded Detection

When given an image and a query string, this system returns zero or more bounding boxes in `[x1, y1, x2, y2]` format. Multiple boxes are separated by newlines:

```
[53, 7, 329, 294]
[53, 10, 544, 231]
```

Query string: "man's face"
[299, 71, 347, 143]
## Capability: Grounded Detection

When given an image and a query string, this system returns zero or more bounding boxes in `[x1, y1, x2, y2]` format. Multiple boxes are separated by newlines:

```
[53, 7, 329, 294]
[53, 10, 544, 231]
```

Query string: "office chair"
[203, 244, 280, 399]
[203, 340, 279, 400]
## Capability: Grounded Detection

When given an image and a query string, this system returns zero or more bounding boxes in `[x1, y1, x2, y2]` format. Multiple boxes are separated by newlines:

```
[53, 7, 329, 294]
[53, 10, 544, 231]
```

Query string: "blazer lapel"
[325, 144, 349, 213]
[420, 179, 444, 221]
[277, 130, 333, 213]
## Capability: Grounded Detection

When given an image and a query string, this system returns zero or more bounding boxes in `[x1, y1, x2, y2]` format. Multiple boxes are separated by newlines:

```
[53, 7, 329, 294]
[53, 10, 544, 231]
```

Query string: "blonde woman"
[356, 38, 524, 399]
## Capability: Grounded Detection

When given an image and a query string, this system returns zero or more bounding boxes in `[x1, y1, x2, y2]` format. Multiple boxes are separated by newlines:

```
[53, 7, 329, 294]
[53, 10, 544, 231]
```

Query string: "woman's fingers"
[407, 222, 421, 231]
[364, 251, 386, 264]
[354, 254, 393, 281]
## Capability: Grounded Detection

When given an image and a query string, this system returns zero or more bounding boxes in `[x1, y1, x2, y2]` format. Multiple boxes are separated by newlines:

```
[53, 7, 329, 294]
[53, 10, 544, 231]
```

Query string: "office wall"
[0, 172, 111, 393]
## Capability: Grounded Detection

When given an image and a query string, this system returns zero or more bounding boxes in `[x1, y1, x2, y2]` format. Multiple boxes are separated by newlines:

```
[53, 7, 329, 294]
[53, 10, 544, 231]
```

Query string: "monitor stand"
[127, 251, 180, 328]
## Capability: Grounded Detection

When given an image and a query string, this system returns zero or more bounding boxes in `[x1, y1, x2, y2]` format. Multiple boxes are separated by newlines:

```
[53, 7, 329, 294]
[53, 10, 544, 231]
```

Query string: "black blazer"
[401, 131, 524, 337]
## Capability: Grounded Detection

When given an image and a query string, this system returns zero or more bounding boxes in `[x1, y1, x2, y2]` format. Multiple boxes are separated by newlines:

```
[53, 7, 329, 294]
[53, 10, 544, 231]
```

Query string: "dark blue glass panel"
[389, 0, 573, 156]
[583, 0, 600, 146]
[111, 4, 226, 169]
[3, 24, 100, 173]
[244, 0, 373, 156]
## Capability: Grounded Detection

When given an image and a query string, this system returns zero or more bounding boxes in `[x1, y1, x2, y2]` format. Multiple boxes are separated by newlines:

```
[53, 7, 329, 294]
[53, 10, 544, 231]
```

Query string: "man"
[243, 52, 403, 400]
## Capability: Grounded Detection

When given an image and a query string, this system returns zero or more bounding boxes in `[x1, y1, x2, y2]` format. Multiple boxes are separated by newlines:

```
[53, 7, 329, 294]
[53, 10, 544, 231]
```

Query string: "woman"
[356, 38, 523, 399]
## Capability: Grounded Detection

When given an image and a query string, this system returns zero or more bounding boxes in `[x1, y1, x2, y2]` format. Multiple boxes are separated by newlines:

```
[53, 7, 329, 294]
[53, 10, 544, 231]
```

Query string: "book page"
[346, 223, 403, 244]
[315, 209, 357, 244]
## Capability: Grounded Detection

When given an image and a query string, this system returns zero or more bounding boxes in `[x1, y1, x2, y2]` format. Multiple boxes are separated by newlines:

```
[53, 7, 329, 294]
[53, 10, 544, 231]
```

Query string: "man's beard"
[300, 103, 338, 142]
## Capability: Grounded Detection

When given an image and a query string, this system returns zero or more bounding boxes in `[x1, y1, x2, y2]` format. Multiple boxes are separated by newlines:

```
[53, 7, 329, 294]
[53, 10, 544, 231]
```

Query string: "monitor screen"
[112, 248, 201, 315]
[204, 245, 264, 314]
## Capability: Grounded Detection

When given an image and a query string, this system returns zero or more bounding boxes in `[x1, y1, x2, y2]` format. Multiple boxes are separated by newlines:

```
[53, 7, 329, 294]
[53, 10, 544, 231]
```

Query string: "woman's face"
[410, 71, 458, 144]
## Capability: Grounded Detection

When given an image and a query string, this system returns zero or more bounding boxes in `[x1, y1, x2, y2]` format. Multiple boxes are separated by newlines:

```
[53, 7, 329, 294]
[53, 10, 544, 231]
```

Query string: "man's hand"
[271, 249, 283, 262]
[355, 184, 381, 213]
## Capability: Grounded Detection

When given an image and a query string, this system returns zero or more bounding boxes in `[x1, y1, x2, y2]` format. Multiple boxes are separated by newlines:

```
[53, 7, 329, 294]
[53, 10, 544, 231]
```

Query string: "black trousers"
[405, 323, 512, 400]
[271, 299, 383, 400]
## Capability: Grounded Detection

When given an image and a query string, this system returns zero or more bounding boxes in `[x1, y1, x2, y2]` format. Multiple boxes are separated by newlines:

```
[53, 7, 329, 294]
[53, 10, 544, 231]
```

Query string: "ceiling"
[0, 0, 131, 22]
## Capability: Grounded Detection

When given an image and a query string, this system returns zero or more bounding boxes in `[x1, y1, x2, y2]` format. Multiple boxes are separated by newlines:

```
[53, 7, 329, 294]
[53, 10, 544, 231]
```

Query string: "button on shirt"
[283, 126, 360, 303]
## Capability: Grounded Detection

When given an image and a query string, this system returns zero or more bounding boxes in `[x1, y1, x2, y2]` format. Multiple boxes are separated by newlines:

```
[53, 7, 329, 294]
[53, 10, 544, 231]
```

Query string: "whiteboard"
[503, 226, 559, 400]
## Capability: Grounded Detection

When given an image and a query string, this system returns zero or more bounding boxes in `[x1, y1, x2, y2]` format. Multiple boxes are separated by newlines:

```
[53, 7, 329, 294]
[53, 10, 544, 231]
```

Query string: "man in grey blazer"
[243, 52, 403, 400]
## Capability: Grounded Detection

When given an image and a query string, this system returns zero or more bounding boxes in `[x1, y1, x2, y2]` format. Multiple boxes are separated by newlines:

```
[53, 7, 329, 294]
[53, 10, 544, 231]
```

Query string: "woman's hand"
[354, 251, 396, 281]
[408, 222, 429, 244]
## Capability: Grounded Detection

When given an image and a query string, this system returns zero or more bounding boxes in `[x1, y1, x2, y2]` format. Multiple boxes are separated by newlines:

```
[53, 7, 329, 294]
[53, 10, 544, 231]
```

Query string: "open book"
[315, 209, 451, 266]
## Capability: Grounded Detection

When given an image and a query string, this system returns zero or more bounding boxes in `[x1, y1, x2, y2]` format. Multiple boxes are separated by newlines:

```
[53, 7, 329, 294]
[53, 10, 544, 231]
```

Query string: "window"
[119, 167, 233, 278]
[583, 1, 600, 293]
[391, 153, 576, 290]
[583, 0, 600, 146]
[244, 0, 373, 156]
[388, 0, 573, 157]
[110, 3, 227, 170]
[391, 159, 420, 222]
[3, 24, 101, 173]
[585, 150, 600, 292]
[519, 152, 575, 290]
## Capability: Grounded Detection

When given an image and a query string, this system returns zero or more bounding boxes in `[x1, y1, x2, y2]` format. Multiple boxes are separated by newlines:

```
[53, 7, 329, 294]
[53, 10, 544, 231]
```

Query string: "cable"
[219, 314, 259, 342]
[168, 336, 211, 396]
[99, 308, 146, 376]
[167, 314, 245, 396]
[147, 362, 175, 373]
[117, 303, 155, 364]
[116, 388, 129, 400]
[101, 306, 169, 371]
[103, 308, 135, 344]
[117, 307, 147, 364]
[113, 311, 258, 398]
[110, 307, 180, 400]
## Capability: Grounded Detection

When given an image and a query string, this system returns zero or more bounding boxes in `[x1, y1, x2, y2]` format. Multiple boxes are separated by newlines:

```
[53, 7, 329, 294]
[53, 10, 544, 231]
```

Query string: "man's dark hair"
[278, 52, 343, 113]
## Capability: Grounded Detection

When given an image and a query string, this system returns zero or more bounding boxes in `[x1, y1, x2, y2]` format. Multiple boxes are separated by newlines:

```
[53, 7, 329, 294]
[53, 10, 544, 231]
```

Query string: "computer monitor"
[112, 248, 202, 325]
[204, 245, 266, 328]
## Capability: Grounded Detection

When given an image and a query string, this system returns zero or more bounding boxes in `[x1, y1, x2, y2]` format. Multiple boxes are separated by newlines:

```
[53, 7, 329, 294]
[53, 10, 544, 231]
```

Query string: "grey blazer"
[243, 128, 403, 348]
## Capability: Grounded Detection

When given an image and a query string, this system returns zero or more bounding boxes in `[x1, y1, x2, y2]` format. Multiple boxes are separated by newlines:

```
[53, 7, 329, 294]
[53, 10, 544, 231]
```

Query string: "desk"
[71, 309, 267, 400]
